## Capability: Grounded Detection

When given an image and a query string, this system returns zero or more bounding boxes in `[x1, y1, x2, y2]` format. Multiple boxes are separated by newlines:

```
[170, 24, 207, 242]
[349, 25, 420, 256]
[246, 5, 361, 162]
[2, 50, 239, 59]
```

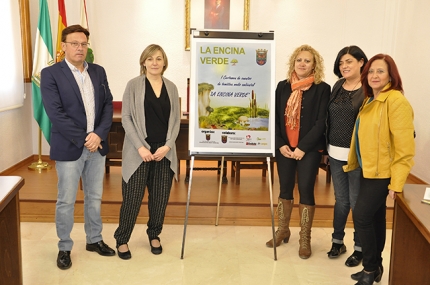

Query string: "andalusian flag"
[32, 0, 53, 144]
[80, 0, 94, 63]
[55, 0, 67, 62]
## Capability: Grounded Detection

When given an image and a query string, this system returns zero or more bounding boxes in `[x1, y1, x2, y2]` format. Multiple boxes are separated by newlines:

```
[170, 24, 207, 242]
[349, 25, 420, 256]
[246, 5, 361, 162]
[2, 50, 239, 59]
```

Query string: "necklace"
[343, 79, 361, 95]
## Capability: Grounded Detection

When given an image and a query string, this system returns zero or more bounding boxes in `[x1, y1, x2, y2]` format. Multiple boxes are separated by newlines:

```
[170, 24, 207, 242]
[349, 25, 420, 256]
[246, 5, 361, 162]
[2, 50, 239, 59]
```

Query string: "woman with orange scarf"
[266, 45, 330, 259]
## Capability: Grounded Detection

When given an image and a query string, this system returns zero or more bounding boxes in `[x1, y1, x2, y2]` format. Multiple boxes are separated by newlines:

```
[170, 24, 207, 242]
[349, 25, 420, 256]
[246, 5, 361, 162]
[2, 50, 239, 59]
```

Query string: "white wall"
[3, 0, 427, 181]
[395, 1, 430, 183]
[0, 83, 33, 172]
[250, 0, 403, 86]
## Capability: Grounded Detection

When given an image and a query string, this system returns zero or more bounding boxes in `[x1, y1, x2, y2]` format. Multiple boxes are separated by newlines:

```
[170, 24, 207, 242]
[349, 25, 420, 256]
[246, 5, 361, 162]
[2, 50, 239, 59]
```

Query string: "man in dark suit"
[41, 25, 115, 270]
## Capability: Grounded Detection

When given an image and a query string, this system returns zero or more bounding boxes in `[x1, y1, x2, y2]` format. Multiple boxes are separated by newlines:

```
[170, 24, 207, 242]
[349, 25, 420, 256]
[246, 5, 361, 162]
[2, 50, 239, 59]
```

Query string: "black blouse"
[144, 77, 171, 143]
[328, 86, 358, 148]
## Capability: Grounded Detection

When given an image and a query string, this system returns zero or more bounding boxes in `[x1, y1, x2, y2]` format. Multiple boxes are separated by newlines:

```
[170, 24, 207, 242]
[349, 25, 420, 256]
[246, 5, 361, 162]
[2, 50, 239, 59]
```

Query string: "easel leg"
[267, 157, 277, 260]
[215, 156, 225, 226]
[181, 156, 195, 259]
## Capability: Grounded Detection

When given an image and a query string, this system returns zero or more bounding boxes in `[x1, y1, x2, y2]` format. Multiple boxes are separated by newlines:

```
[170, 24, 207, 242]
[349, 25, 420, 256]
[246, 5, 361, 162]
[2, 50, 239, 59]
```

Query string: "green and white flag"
[32, 0, 54, 144]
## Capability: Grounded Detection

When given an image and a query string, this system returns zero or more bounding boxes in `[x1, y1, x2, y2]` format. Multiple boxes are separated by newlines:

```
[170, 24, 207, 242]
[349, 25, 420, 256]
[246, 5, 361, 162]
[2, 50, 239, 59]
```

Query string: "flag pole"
[28, 128, 51, 172]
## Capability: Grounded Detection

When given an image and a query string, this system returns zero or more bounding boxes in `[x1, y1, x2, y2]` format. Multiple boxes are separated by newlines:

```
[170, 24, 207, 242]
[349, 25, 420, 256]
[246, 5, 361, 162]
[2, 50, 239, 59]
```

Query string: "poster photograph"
[189, 31, 275, 156]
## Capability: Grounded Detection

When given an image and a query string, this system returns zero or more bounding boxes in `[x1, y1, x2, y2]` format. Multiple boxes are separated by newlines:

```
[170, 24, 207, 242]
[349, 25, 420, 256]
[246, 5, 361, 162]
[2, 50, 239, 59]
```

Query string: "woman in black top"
[326, 46, 368, 267]
[114, 44, 180, 259]
[266, 45, 330, 259]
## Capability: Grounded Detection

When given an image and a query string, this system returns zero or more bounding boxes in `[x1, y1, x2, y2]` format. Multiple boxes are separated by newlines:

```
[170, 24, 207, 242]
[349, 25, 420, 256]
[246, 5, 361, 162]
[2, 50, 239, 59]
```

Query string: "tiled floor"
[21, 222, 391, 285]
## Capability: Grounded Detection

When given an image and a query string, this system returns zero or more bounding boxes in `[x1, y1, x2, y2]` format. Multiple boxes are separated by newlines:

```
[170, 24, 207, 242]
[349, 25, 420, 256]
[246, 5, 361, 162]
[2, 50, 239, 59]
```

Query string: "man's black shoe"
[86, 240, 115, 256]
[57, 251, 72, 270]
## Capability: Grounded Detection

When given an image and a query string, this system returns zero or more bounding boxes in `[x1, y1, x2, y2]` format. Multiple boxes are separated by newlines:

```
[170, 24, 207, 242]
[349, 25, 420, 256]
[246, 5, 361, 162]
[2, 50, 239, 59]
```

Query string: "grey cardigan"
[121, 74, 181, 183]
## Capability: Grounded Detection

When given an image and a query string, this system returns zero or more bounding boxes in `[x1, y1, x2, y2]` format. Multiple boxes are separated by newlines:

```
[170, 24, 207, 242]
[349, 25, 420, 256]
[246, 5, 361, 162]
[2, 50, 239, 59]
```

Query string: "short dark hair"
[61, 25, 90, 42]
[333, 46, 368, 78]
[361, 54, 403, 97]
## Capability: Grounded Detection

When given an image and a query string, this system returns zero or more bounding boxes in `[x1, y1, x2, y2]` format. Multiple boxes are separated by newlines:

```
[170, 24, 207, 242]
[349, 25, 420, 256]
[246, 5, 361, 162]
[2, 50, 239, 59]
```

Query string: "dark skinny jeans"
[353, 173, 389, 272]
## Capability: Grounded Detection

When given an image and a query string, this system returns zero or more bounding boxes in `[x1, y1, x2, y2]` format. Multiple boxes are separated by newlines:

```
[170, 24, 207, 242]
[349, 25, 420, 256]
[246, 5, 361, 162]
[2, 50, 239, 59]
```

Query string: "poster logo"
[256, 49, 268, 66]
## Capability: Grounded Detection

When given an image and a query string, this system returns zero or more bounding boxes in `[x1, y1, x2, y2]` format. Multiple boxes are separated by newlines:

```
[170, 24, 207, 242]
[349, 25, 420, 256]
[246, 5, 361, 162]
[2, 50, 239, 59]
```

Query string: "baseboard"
[2, 155, 427, 185]
[0, 155, 51, 175]
[19, 200, 393, 229]
[20, 215, 393, 229]
[407, 173, 428, 184]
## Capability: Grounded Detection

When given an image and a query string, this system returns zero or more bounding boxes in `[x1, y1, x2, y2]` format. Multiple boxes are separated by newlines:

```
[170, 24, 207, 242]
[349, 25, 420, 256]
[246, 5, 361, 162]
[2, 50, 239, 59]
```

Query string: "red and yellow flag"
[80, 0, 94, 63]
[55, 0, 67, 62]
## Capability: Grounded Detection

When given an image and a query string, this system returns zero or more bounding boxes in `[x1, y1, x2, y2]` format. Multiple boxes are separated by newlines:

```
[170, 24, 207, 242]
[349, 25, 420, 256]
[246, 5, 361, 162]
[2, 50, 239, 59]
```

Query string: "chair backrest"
[113, 101, 122, 112]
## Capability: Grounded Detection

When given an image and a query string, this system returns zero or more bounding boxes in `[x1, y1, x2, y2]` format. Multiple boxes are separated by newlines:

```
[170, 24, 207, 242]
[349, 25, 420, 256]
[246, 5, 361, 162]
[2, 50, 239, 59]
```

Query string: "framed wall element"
[204, 0, 231, 30]
[185, 0, 250, 50]
[19, 0, 32, 82]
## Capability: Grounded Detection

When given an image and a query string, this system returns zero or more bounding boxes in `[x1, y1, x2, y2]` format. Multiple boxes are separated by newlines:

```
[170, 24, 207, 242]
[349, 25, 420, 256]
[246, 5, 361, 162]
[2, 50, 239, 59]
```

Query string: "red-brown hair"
[360, 54, 403, 97]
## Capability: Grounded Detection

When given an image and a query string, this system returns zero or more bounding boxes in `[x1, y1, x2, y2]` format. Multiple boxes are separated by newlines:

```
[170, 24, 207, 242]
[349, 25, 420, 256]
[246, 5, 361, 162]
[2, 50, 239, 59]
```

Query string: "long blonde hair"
[286, 44, 325, 84]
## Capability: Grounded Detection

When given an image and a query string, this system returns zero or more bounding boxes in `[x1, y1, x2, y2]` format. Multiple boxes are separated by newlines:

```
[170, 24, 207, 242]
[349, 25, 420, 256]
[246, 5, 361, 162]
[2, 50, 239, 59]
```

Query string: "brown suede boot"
[266, 198, 294, 248]
[298, 204, 315, 259]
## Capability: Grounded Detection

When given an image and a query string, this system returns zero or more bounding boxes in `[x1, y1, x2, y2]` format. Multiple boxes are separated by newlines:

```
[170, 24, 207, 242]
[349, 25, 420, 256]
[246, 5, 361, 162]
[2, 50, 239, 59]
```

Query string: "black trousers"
[275, 150, 321, 205]
[353, 173, 389, 272]
[114, 142, 174, 246]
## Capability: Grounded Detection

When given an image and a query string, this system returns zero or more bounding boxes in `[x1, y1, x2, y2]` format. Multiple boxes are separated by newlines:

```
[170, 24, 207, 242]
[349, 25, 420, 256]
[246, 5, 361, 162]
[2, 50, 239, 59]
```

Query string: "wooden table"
[105, 102, 124, 173]
[0, 176, 25, 285]
[175, 117, 228, 183]
[176, 118, 276, 184]
[105, 110, 268, 184]
[389, 184, 430, 285]
[103, 106, 211, 180]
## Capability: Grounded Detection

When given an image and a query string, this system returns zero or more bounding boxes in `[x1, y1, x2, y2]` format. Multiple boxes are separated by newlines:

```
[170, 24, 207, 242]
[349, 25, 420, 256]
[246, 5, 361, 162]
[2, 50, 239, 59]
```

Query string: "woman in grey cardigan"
[114, 44, 180, 259]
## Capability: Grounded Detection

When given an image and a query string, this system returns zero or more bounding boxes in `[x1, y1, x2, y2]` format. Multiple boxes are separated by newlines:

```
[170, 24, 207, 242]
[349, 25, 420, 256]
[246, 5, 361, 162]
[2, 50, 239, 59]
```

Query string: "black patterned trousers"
[114, 142, 174, 246]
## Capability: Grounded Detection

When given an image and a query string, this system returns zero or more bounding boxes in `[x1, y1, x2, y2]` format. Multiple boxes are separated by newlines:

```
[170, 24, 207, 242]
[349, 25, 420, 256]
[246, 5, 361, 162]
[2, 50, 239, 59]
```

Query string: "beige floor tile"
[21, 223, 390, 285]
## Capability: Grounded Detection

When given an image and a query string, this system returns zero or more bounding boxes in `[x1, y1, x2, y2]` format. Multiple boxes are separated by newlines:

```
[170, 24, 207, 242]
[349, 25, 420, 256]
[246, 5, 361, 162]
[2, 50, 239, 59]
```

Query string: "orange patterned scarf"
[285, 72, 315, 130]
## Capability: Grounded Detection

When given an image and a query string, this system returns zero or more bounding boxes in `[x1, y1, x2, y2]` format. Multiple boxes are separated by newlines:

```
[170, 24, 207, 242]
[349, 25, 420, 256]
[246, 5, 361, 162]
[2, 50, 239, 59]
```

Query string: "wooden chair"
[183, 158, 228, 183]
[230, 155, 330, 186]
[319, 156, 331, 183]
[230, 157, 275, 185]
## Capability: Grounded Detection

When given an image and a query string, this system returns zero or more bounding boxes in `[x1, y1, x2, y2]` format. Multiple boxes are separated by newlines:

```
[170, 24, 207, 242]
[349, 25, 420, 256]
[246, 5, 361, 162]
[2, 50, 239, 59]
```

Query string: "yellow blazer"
[343, 85, 415, 192]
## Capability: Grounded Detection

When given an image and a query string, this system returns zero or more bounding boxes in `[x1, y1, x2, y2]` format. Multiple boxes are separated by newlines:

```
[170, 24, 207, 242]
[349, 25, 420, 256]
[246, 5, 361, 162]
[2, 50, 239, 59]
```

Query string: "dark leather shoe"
[86, 240, 115, 256]
[327, 243, 346, 259]
[57, 251, 72, 270]
[376, 265, 384, 282]
[117, 244, 131, 260]
[149, 237, 162, 255]
[354, 270, 375, 285]
[345, 252, 363, 267]
[351, 270, 364, 281]
[352, 266, 383, 283]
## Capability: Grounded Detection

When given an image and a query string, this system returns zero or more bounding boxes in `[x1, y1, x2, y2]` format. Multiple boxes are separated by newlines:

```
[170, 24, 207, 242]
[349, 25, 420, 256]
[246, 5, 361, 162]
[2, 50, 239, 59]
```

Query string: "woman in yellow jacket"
[343, 54, 415, 285]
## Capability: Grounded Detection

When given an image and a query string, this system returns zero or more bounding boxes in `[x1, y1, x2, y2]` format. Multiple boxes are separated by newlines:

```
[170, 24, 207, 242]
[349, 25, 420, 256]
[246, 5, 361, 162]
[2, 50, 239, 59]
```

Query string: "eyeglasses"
[64, 42, 90, 49]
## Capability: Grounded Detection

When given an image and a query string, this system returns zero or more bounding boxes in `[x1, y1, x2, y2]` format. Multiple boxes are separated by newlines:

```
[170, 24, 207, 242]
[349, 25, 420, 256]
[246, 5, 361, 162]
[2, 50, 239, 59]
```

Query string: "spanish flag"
[55, 0, 67, 62]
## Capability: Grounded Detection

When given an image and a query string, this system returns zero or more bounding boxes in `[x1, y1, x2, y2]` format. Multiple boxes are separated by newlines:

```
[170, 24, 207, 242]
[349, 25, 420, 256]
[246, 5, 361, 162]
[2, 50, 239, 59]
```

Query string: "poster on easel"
[189, 30, 275, 157]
